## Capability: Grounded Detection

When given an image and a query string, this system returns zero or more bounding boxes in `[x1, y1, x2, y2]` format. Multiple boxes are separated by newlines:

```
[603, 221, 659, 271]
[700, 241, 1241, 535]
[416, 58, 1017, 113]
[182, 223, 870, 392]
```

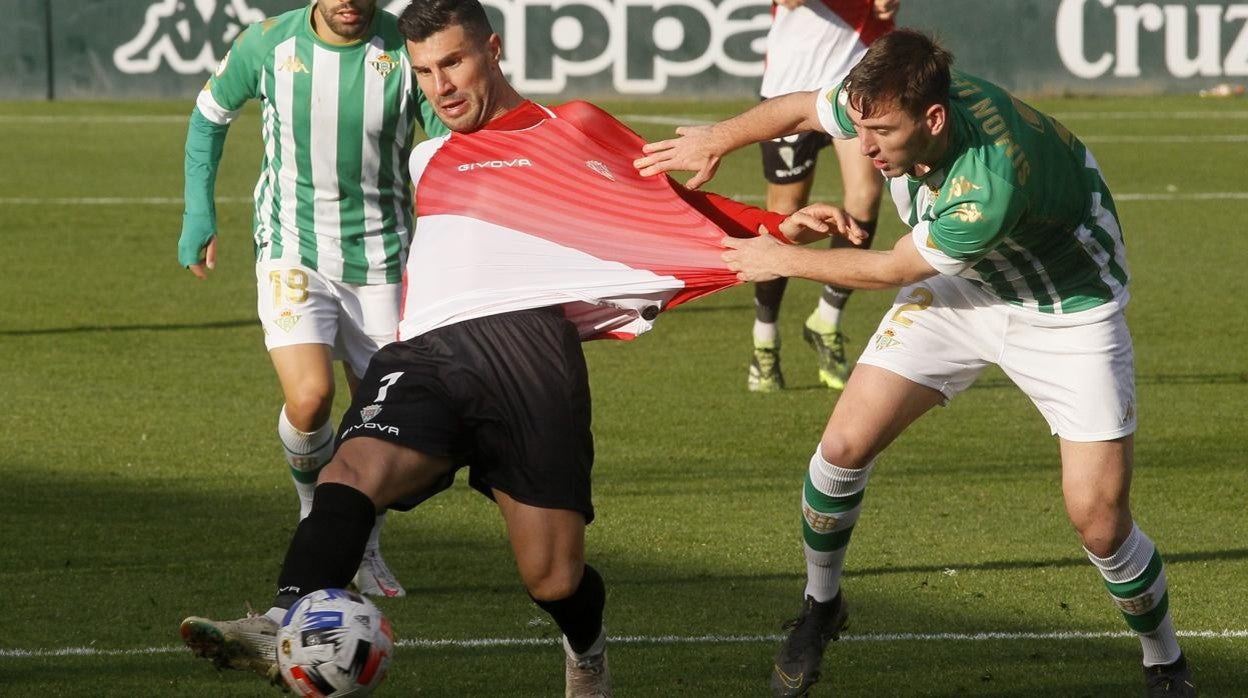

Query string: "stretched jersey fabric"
[402, 101, 786, 341]
[185, 5, 445, 284]
[816, 69, 1130, 318]
[760, 0, 893, 98]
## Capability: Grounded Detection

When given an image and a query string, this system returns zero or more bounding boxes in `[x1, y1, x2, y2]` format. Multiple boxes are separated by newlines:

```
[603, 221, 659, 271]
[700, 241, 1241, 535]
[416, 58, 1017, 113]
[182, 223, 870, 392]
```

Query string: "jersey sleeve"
[813, 82, 857, 140]
[912, 161, 1028, 276]
[197, 24, 263, 123]
[674, 187, 789, 242]
[179, 25, 263, 267]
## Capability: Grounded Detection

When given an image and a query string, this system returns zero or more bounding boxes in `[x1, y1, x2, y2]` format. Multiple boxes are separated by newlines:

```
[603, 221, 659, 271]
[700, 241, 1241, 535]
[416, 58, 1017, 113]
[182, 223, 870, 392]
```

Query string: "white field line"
[3, 192, 1248, 208]
[1081, 134, 1248, 143]
[720, 192, 1248, 204]
[619, 111, 1248, 126]
[1051, 110, 1248, 120]
[2, 629, 1244, 659]
[0, 115, 188, 124]
[2, 110, 1246, 127]
[0, 196, 252, 205]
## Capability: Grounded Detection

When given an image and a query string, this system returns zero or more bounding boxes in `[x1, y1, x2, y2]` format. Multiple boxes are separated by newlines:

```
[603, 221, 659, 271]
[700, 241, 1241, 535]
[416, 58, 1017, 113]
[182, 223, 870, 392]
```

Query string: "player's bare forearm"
[714, 92, 825, 148]
[635, 92, 825, 188]
[722, 233, 935, 287]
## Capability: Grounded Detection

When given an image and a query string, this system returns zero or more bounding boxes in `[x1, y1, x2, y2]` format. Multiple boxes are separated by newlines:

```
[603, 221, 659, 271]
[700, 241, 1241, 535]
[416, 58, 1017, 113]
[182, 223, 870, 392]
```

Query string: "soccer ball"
[277, 588, 395, 697]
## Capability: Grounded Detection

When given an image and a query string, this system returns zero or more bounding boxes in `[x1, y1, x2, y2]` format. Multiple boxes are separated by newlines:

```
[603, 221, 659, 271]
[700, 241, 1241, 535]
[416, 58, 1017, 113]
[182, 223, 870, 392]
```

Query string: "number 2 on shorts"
[890, 287, 933, 327]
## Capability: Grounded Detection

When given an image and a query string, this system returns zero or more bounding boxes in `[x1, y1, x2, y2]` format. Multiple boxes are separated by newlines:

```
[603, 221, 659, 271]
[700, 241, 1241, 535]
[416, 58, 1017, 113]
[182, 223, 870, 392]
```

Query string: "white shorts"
[255, 260, 401, 378]
[858, 274, 1136, 442]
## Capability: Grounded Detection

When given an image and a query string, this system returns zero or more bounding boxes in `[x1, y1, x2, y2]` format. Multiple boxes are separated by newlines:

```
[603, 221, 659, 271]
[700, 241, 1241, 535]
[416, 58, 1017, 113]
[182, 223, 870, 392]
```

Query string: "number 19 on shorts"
[269, 269, 310, 307]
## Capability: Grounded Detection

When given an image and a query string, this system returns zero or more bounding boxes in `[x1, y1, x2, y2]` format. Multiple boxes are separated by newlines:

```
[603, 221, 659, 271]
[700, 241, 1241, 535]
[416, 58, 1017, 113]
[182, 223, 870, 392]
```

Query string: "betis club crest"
[370, 53, 397, 78]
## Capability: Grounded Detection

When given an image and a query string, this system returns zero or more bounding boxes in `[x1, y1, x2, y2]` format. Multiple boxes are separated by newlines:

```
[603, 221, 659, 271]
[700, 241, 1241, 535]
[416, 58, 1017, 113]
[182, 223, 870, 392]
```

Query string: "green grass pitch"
[0, 95, 1245, 696]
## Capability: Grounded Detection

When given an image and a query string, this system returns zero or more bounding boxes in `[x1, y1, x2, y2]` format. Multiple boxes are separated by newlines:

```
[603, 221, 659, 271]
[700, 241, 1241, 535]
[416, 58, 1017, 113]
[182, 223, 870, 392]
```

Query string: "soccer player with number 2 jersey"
[637, 28, 1196, 698]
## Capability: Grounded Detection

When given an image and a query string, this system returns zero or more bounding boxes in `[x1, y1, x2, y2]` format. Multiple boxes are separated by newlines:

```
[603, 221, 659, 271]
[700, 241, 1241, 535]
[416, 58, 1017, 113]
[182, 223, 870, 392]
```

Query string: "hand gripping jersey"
[760, 0, 894, 98]
[816, 70, 1130, 319]
[185, 5, 445, 284]
[402, 101, 784, 341]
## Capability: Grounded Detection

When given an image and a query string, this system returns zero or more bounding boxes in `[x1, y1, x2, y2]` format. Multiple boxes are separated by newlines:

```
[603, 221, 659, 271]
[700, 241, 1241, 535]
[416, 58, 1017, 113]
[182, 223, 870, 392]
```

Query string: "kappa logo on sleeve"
[951, 202, 985, 224]
[114, 0, 265, 75]
[945, 176, 982, 201]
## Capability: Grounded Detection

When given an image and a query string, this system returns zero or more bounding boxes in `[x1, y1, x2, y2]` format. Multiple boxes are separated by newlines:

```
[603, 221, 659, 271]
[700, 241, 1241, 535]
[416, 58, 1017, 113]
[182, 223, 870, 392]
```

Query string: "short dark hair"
[843, 29, 953, 119]
[397, 0, 493, 43]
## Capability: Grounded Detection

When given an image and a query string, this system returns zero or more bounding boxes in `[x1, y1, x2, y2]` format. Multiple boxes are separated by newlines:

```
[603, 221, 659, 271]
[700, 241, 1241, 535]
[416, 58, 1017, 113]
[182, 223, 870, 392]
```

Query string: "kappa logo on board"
[115, 0, 265, 75]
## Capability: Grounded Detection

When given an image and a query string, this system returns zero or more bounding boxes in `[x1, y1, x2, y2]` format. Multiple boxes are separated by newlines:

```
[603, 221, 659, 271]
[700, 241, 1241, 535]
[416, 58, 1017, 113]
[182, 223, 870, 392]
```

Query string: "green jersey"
[181, 4, 447, 284]
[817, 70, 1129, 316]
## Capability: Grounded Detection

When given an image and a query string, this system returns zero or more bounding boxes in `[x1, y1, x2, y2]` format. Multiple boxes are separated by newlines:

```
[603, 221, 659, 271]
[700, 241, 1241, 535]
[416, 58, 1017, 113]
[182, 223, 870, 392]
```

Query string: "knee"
[317, 456, 360, 489]
[523, 561, 584, 602]
[1066, 499, 1132, 557]
[284, 390, 334, 430]
[818, 432, 872, 470]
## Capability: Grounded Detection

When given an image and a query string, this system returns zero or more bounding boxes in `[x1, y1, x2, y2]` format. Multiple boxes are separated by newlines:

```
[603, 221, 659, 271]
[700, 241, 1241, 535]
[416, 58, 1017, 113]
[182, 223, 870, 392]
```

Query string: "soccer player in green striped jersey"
[178, 0, 447, 599]
[638, 30, 1195, 697]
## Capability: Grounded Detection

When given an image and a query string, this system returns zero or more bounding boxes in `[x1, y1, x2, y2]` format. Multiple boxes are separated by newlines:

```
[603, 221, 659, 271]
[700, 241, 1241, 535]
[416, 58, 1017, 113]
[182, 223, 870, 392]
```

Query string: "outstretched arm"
[722, 232, 936, 287]
[634, 91, 825, 189]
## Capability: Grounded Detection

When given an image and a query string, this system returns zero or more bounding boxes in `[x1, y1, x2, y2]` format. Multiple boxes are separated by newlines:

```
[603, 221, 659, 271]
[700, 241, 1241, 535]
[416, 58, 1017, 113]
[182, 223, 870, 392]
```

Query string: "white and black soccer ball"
[277, 588, 395, 697]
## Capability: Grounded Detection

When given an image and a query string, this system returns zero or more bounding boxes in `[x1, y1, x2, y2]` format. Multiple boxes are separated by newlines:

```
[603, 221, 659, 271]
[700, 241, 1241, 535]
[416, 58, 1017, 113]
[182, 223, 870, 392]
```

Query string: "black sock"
[272, 482, 376, 609]
[531, 564, 606, 654]
[754, 278, 789, 323]
[822, 218, 878, 306]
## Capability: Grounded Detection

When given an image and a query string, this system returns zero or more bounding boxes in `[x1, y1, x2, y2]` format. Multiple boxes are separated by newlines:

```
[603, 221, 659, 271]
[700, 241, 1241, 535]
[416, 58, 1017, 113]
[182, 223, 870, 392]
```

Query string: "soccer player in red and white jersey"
[749, 0, 897, 393]
[177, 0, 860, 694]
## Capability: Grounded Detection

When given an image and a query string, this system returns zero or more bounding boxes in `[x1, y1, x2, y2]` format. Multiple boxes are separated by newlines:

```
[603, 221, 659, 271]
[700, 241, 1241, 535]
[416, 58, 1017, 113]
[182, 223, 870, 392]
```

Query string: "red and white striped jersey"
[400, 100, 785, 341]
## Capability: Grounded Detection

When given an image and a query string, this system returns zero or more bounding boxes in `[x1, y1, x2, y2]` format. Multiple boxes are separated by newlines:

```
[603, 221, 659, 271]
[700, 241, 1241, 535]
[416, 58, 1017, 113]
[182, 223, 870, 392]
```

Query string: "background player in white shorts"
[177, 0, 446, 598]
[748, 0, 897, 393]
[638, 29, 1194, 698]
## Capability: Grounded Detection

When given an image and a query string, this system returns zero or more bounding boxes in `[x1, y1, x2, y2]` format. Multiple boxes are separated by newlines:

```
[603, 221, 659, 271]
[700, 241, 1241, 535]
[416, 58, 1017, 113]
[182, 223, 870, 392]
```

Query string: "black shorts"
[336, 307, 596, 521]
[759, 130, 832, 184]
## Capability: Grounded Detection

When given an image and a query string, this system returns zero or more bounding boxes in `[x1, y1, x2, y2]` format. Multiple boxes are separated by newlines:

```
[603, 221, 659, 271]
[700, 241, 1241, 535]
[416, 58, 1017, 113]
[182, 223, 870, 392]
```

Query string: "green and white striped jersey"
[816, 70, 1130, 316]
[192, 4, 445, 284]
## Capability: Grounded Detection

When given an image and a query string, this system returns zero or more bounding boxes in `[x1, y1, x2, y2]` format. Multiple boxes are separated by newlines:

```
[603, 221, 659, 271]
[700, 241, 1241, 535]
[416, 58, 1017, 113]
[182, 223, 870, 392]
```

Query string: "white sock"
[1085, 524, 1182, 666]
[563, 628, 607, 660]
[753, 320, 779, 346]
[366, 513, 387, 552]
[277, 407, 334, 520]
[803, 449, 873, 602]
[816, 298, 842, 329]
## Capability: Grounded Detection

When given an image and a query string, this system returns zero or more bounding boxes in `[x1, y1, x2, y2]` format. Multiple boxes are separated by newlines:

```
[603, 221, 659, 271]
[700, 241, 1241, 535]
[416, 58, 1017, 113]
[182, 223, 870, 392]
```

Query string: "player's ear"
[487, 32, 502, 63]
[924, 103, 947, 138]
